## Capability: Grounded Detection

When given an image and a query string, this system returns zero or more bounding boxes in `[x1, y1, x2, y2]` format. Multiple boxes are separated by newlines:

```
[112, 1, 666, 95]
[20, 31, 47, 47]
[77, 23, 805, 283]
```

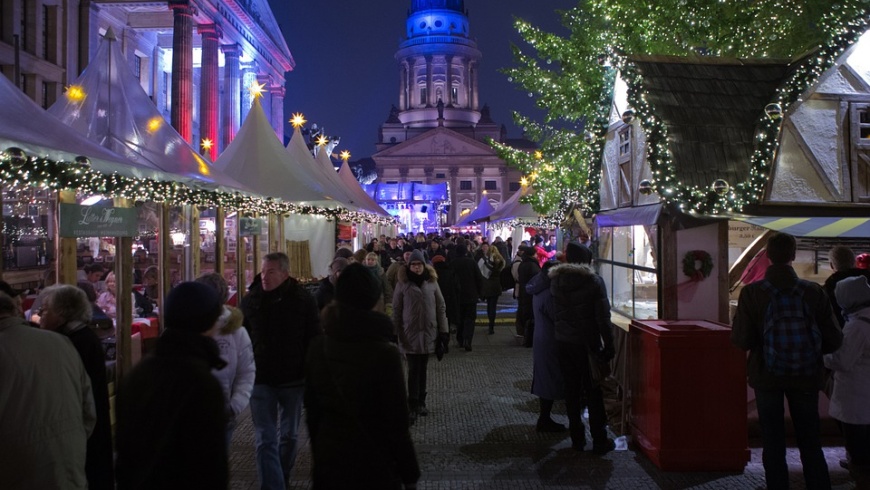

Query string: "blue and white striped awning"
[734, 217, 870, 238]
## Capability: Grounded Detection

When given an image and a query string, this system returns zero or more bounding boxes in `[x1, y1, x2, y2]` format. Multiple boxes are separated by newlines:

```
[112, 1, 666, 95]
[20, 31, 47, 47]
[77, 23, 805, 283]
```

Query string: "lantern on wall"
[638, 179, 653, 195]
[5, 147, 26, 168]
[74, 156, 91, 167]
[764, 103, 782, 120]
[712, 179, 730, 196]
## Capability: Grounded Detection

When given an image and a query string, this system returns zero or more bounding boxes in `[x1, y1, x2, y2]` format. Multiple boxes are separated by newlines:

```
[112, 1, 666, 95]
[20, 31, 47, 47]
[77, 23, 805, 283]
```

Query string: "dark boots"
[417, 392, 428, 416]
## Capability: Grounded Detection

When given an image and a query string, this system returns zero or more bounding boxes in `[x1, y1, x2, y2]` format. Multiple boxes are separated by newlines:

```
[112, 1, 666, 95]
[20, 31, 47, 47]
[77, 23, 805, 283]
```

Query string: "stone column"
[220, 43, 241, 151]
[399, 167, 410, 183]
[169, 0, 195, 143]
[471, 61, 479, 110]
[445, 55, 454, 106]
[399, 61, 407, 110]
[474, 166, 484, 205]
[464, 60, 472, 109]
[240, 66, 256, 123]
[257, 73, 271, 120]
[424, 166, 434, 185]
[500, 167, 509, 205]
[425, 55, 433, 107]
[198, 23, 220, 161]
[449, 167, 460, 224]
[270, 84, 285, 139]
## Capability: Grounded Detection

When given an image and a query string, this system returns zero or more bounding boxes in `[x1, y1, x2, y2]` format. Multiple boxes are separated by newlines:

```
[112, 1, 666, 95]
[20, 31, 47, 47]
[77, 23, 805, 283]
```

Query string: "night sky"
[267, 0, 578, 160]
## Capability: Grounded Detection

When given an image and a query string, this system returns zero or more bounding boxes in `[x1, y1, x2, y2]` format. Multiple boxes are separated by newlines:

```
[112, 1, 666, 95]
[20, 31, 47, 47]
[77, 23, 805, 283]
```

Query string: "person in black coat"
[304, 263, 420, 489]
[517, 245, 542, 347]
[450, 245, 483, 351]
[432, 255, 460, 335]
[242, 252, 322, 489]
[39, 284, 114, 490]
[314, 257, 349, 311]
[115, 282, 228, 489]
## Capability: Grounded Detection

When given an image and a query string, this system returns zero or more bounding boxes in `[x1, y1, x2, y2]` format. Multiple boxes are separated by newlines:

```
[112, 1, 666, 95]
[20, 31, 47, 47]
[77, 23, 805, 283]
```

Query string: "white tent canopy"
[0, 70, 171, 180]
[214, 98, 336, 207]
[48, 28, 249, 192]
[286, 129, 359, 210]
[453, 194, 497, 227]
[336, 160, 391, 217]
[489, 185, 539, 223]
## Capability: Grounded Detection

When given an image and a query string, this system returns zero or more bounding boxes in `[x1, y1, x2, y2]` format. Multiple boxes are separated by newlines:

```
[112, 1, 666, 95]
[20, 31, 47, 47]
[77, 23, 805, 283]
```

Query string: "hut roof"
[628, 55, 792, 190]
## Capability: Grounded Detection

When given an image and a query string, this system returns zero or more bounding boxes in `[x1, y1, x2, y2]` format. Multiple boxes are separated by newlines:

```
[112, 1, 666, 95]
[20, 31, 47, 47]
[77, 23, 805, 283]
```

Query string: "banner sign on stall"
[60, 203, 138, 237]
[239, 217, 265, 236]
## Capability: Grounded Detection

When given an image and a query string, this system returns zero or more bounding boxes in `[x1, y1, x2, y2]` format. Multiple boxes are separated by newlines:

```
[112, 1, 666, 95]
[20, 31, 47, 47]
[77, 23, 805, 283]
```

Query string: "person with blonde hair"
[479, 244, 506, 335]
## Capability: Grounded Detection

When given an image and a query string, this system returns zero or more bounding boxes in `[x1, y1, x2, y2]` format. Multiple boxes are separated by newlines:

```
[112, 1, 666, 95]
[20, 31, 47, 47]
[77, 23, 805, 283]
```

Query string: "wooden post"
[189, 205, 201, 280]
[253, 213, 262, 277]
[215, 207, 225, 276]
[158, 203, 171, 331]
[57, 190, 78, 285]
[268, 213, 279, 253]
[717, 220, 730, 324]
[235, 214, 245, 303]
[660, 218, 678, 320]
[114, 197, 134, 379]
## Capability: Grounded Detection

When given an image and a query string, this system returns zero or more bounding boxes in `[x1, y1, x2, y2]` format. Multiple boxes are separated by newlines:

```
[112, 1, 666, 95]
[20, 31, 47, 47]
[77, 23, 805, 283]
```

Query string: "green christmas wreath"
[682, 250, 713, 281]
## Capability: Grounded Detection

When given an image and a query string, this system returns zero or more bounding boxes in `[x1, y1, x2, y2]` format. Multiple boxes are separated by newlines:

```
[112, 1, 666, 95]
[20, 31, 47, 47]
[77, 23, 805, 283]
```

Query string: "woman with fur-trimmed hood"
[393, 249, 449, 423]
[196, 273, 256, 442]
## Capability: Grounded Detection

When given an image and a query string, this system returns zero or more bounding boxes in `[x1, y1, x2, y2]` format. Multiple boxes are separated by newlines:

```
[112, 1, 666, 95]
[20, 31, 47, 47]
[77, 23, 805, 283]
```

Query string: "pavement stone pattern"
[229, 294, 857, 489]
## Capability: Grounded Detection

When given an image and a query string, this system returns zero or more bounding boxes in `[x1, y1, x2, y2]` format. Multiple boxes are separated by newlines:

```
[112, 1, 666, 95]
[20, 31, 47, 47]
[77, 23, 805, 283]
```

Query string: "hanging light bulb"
[764, 103, 783, 120]
[712, 179, 730, 195]
[622, 109, 635, 124]
[638, 179, 653, 195]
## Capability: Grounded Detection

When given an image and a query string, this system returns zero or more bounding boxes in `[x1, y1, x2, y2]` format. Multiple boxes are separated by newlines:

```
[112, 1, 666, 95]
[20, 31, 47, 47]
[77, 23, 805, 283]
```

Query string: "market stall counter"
[629, 319, 749, 472]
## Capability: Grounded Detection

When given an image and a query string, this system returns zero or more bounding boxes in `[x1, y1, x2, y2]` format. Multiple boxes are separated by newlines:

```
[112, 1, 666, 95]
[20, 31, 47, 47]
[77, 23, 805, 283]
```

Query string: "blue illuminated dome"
[410, 0, 465, 13]
[406, 0, 470, 39]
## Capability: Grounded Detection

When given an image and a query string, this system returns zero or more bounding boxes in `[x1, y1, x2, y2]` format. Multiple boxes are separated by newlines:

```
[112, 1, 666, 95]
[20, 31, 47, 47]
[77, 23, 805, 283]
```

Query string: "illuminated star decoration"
[339, 150, 351, 161]
[201, 138, 213, 151]
[248, 81, 266, 99]
[65, 85, 86, 102]
[289, 113, 307, 129]
[315, 135, 329, 147]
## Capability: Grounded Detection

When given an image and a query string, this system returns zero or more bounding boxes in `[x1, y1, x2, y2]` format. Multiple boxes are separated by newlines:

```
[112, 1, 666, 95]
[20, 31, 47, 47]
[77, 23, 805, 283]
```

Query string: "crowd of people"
[2, 230, 869, 489]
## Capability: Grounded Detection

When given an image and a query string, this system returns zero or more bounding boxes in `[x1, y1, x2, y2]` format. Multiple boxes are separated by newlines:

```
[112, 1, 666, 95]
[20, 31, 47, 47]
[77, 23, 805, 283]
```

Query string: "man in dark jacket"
[304, 263, 420, 488]
[549, 242, 615, 454]
[432, 254, 461, 335]
[314, 257, 349, 310]
[115, 282, 228, 490]
[732, 232, 842, 490]
[517, 245, 541, 347]
[242, 252, 321, 490]
[451, 245, 483, 351]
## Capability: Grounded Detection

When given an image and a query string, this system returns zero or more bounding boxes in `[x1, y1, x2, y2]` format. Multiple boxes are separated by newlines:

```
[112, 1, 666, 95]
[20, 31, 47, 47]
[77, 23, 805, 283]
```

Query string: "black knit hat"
[408, 249, 426, 264]
[335, 263, 381, 310]
[164, 281, 223, 333]
[565, 242, 592, 264]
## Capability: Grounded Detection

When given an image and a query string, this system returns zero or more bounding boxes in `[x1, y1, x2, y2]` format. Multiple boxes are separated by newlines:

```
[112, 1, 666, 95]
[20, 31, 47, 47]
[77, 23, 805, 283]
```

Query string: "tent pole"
[214, 207, 225, 276]
[114, 197, 133, 379]
[57, 190, 78, 285]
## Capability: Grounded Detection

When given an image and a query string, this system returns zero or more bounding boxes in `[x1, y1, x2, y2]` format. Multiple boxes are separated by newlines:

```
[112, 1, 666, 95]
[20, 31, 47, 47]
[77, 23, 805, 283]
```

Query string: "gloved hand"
[435, 332, 450, 361]
[594, 344, 616, 363]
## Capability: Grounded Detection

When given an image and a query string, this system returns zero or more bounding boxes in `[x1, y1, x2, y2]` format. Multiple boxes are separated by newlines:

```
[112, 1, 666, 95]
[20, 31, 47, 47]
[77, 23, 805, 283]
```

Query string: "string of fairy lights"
[499, 0, 870, 216]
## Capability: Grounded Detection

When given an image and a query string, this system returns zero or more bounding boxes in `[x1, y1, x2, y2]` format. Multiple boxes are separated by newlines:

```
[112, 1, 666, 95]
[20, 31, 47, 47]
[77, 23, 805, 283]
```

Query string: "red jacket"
[534, 245, 555, 268]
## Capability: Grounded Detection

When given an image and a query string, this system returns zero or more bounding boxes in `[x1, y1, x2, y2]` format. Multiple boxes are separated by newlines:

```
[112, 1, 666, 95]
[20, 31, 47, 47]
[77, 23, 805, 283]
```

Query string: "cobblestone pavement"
[229, 294, 856, 489]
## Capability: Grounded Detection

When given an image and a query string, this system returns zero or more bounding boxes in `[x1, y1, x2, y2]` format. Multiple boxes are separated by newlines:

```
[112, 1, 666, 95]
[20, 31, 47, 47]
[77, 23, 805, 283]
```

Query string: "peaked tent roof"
[47, 29, 250, 192]
[627, 55, 792, 190]
[313, 146, 366, 211]
[489, 185, 539, 223]
[214, 98, 335, 206]
[453, 194, 496, 227]
[286, 129, 358, 210]
[336, 160, 391, 217]
[0, 70, 170, 180]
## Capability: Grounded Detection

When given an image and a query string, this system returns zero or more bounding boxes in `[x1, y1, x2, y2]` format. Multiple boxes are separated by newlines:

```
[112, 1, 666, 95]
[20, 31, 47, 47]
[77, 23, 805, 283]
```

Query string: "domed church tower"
[372, 0, 524, 230]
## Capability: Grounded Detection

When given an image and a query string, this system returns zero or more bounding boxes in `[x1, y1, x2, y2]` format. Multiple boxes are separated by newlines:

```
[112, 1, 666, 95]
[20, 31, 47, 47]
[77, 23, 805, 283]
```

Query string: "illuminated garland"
[621, 11, 870, 214]
[0, 149, 398, 226]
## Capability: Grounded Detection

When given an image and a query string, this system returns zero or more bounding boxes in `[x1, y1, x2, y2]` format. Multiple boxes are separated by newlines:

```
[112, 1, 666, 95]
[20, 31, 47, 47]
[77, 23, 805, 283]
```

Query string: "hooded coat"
[304, 304, 420, 488]
[480, 251, 506, 298]
[824, 276, 870, 424]
[212, 305, 256, 417]
[526, 267, 565, 400]
[115, 329, 228, 490]
[548, 262, 614, 356]
[392, 265, 449, 355]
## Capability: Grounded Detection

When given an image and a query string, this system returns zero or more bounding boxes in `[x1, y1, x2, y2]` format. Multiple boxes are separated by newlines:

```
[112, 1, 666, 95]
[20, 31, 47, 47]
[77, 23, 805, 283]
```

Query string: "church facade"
[372, 0, 527, 228]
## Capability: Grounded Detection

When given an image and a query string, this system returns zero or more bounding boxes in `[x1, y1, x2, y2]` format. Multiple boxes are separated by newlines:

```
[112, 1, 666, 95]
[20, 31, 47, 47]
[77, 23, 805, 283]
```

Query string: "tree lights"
[500, 0, 870, 215]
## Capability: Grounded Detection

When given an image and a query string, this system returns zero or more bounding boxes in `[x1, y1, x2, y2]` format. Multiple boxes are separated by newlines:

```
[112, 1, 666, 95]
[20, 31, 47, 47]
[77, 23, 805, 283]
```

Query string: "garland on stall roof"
[0, 149, 398, 226]
[620, 11, 870, 215]
[682, 250, 713, 281]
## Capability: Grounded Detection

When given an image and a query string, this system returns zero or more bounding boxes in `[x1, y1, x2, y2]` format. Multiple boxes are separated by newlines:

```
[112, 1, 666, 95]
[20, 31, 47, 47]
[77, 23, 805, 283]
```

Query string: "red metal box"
[629, 319, 749, 471]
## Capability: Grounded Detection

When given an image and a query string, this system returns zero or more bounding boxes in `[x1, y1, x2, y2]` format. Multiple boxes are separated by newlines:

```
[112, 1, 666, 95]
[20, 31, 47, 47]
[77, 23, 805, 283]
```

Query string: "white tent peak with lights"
[48, 27, 248, 191]
[285, 125, 360, 211]
[336, 158, 391, 217]
[453, 193, 497, 227]
[214, 97, 336, 206]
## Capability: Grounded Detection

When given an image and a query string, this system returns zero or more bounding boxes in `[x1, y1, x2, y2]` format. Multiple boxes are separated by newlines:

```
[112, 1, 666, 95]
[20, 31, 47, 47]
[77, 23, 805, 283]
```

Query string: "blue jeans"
[754, 388, 831, 490]
[250, 384, 305, 490]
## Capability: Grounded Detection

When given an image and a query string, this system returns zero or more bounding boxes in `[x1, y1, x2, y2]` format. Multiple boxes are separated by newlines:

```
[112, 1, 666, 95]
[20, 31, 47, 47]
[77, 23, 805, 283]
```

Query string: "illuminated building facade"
[0, 0, 293, 160]
[373, 0, 526, 228]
